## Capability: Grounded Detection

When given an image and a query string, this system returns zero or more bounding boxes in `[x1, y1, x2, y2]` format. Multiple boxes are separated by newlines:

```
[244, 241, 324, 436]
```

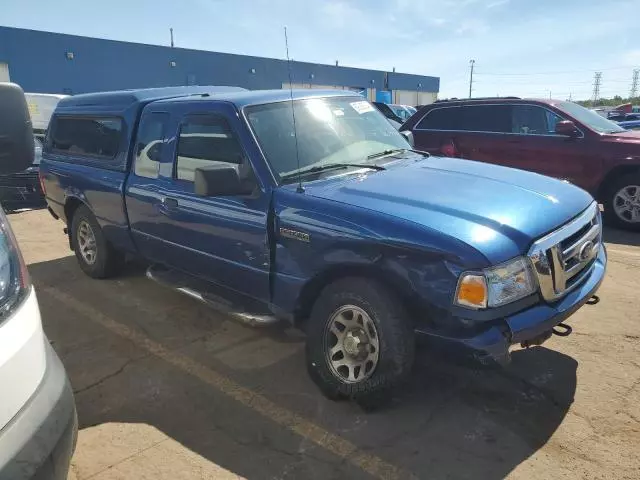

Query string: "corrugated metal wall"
[0, 27, 439, 99]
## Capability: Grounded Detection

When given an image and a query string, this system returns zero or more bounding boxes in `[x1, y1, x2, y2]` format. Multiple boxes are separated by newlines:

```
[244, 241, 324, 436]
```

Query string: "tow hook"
[552, 322, 572, 337]
[586, 295, 600, 305]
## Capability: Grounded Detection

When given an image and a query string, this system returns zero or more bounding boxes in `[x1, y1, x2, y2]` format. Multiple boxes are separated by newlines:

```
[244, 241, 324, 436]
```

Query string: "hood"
[603, 129, 640, 144]
[301, 155, 594, 264]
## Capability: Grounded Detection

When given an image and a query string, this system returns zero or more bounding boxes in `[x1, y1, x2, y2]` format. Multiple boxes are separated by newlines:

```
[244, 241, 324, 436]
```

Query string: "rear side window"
[134, 113, 168, 179]
[415, 107, 461, 130]
[416, 104, 512, 133]
[49, 117, 122, 159]
[458, 105, 511, 133]
[176, 115, 243, 182]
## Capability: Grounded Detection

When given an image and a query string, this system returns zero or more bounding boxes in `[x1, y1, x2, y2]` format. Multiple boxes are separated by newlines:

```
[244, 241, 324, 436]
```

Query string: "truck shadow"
[30, 256, 576, 480]
[603, 226, 640, 247]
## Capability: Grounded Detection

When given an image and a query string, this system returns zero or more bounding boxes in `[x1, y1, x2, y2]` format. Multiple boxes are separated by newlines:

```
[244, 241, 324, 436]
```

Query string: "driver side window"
[176, 114, 243, 183]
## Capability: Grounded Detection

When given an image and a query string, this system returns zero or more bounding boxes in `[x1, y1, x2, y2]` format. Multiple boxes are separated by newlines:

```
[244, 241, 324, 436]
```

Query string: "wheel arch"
[293, 263, 422, 328]
[64, 196, 90, 249]
[597, 164, 640, 201]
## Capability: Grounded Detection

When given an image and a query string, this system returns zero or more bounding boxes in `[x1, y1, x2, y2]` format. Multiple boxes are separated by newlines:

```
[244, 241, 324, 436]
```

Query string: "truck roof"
[152, 89, 359, 108]
[55, 85, 247, 112]
[54, 86, 360, 115]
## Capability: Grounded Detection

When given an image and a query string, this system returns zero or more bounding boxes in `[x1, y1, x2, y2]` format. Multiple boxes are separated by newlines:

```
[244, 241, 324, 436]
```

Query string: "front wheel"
[603, 174, 640, 231]
[305, 278, 415, 402]
[71, 205, 124, 278]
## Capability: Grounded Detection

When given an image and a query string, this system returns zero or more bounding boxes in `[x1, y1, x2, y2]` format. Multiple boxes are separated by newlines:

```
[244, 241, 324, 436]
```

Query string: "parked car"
[41, 87, 606, 402]
[0, 82, 77, 479]
[402, 97, 640, 230]
[606, 111, 627, 122]
[619, 119, 640, 131]
[25, 93, 68, 140]
[0, 135, 47, 212]
[620, 113, 640, 121]
[372, 102, 404, 123]
[0, 93, 66, 213]
[388, 104, 416, 122]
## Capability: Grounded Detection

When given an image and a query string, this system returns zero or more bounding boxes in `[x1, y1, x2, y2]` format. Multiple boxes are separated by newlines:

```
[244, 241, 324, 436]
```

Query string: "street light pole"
[468, 59, 475, 98]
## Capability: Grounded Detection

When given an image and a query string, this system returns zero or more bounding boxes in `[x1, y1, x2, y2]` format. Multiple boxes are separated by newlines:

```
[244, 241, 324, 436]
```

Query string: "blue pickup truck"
[40, 86, 606, 401]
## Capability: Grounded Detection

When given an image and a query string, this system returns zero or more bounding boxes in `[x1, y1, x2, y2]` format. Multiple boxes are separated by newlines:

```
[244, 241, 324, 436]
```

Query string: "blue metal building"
[0, 26, 439, 105]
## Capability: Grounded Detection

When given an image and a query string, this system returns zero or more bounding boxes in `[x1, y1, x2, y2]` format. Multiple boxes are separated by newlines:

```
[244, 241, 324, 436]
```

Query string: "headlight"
[0, 209, 30, 323]
[455, 257, 535, 309]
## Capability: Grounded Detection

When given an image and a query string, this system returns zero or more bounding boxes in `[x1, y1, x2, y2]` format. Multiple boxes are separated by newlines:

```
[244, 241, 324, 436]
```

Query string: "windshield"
[555, 101, 625, 134]
[245, 96, 409, 182]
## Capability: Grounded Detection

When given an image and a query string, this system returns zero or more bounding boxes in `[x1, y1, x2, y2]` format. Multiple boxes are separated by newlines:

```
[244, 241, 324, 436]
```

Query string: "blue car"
[618, 119, 640, 130]
[40, 87, 606, 402]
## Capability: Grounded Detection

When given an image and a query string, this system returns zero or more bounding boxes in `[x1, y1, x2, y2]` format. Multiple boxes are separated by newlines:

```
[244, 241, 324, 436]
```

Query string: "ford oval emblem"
[578, 240, 595, 262]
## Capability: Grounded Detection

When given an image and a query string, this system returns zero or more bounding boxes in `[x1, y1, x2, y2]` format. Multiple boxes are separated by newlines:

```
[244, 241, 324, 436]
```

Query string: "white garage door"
[394, 90, 437, 107]
[0, 63, 10, 82]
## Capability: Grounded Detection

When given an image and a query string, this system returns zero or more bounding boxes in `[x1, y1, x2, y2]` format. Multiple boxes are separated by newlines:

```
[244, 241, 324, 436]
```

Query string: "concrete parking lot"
[9, 209, 640, 480]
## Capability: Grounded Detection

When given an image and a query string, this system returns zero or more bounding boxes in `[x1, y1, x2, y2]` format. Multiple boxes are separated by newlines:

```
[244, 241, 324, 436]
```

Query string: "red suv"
[402, 97, 640, 231]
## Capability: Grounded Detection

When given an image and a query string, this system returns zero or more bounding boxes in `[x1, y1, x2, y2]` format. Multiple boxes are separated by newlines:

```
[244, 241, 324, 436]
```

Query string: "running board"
[146, 265, 278, 327]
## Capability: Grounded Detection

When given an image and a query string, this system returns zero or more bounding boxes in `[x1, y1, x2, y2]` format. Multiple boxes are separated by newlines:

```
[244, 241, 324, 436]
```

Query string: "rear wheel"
[71, 205, 124, 278]
[603, 174, 640, 231]
[305, 278, 415, 403]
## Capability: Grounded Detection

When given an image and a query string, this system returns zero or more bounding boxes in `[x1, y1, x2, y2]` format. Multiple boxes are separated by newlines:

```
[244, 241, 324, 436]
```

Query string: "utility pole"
[468, 59, 475, 98]
[170, 28, 174, 48]
[592, 72, 602, 106]
[631, 69, 639, 99]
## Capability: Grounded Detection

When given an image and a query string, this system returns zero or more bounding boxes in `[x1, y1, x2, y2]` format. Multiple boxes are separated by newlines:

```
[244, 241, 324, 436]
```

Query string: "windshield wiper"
[281, 163, 385, 181]
[367, 148, 406, 160]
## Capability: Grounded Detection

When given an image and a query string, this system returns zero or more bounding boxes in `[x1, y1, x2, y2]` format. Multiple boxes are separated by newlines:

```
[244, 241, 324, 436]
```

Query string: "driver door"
[128, 101, 271, 303]
[506, 104, 596, 190]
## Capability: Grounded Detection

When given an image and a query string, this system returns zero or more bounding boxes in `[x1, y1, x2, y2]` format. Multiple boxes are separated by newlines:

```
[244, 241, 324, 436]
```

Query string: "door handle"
[161, 197, 178, 209]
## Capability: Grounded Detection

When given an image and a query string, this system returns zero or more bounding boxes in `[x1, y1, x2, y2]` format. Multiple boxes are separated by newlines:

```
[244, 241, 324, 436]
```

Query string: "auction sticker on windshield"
[350, 101, 375, 114]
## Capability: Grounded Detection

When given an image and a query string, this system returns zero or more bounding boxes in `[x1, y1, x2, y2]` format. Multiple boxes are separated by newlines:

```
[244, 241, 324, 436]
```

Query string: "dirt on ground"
[8, 209, 640, 480]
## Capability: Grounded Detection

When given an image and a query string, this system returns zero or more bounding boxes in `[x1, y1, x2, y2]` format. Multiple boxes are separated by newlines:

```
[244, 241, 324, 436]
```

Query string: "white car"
[0, 83, 77, 479]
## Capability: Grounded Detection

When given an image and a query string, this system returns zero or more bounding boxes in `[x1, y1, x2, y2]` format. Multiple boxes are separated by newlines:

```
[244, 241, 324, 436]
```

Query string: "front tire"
[71, 205, 124, 278]
[305, 278, 415, 402]
[603, 174, 640, 232]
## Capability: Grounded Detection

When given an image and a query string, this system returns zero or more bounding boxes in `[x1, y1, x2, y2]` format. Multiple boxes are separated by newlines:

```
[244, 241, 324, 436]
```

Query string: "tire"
[305, 277, 415, 403]
[603, 173, 640, 232]
[70, 205, 124, 278]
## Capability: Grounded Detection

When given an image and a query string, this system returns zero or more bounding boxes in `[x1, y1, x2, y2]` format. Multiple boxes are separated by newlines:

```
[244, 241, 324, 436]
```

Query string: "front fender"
[271, 190, 486, 327]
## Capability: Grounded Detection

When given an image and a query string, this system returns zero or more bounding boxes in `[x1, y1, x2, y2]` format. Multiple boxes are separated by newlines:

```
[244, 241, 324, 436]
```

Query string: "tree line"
[575, 96, 639, 107]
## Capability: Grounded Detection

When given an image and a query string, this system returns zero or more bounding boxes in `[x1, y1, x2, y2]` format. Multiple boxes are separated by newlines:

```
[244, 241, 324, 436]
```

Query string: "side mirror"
[400, 130, 414, 147]
[194, 163, 255, 197]
[0, 83, 35, 174]
[555, 120, 580, 137]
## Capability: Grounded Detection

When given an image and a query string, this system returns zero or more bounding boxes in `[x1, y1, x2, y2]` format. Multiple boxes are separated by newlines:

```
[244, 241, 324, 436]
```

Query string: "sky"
[2, 0, 639, 100]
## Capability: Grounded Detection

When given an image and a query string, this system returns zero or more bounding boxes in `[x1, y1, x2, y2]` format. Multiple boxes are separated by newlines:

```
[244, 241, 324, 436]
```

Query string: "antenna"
[284, 26, 304, 193]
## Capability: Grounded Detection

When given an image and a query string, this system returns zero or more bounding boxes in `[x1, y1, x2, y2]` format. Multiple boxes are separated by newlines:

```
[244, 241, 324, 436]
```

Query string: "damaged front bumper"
[421, 244, 607, 365]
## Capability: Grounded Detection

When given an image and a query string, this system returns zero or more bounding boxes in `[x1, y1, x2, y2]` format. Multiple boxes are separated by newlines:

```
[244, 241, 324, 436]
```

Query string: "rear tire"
[70, 205, 124, 278]
[603, 173, 640, 232]
[305, 277, 415, 403]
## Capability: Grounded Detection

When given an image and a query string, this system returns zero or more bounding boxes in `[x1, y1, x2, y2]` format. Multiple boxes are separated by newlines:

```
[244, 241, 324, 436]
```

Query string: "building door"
[0, 63, 10, 82]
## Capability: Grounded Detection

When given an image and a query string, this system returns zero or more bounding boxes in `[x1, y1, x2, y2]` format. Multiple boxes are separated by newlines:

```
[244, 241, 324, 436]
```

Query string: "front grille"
[528, 202, 601, 301]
